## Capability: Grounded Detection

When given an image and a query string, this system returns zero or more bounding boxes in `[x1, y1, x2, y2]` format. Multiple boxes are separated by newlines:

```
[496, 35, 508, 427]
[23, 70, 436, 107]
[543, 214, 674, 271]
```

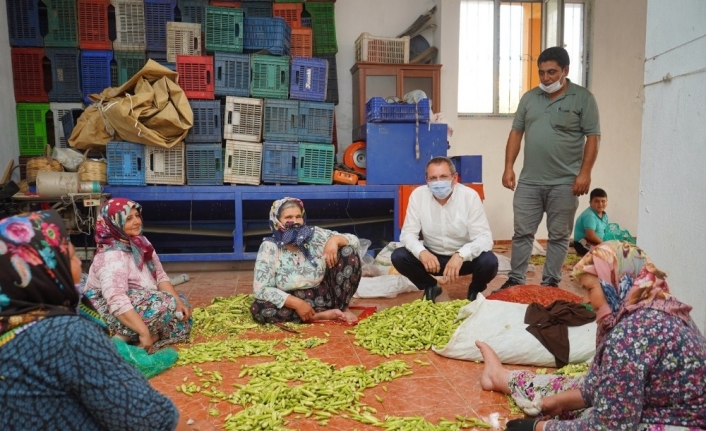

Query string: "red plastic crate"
[273, 3, 302, 29]
[12, 48, 49, 102]
[78, 0, 112, 49]
[290, 27, 312, 58]
[176, 55, 215, 99]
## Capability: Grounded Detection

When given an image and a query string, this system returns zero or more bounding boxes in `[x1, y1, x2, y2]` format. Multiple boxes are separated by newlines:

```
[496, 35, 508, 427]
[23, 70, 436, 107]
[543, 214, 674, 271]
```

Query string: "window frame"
[458, 0, 590, 118]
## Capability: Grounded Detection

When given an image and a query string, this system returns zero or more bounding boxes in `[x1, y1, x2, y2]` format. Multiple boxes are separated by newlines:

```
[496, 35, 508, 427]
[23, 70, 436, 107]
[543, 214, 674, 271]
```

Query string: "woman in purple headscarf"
[476, 241, 705, 431]
[251, 197, 362, 325]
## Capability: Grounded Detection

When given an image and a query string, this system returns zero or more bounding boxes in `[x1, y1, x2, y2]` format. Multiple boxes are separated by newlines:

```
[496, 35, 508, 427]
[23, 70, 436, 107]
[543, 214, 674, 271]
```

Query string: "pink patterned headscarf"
[572, 240, 693, 345]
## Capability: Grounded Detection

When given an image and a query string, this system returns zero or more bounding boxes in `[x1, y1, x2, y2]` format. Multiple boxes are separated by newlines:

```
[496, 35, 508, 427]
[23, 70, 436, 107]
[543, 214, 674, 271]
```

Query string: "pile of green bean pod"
[349, 299, 469, 356]
[176, 338, 281, 365]
[190, 295, 282, 338]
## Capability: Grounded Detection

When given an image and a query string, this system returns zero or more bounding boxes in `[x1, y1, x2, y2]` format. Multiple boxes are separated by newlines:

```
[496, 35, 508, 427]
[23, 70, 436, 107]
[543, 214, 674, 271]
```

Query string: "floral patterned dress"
[509, 308, 706, 430]
[251, 227, 361, 323]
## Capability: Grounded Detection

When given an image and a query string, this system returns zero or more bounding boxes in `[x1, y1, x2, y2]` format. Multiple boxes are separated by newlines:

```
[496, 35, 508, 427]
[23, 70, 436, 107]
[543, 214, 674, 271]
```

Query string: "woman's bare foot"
[312, 309, 346, 321]
[476, 340, 511, 394]
[341, 308, 359, 325]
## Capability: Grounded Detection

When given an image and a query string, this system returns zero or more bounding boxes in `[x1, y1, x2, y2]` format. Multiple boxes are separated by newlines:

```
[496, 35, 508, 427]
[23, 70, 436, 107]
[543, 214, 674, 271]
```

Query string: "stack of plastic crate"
[184, 99, 223, 185]
[107, 141, 147, 186]
[76, 0, 114, 106]
[110, 0, 146, 87]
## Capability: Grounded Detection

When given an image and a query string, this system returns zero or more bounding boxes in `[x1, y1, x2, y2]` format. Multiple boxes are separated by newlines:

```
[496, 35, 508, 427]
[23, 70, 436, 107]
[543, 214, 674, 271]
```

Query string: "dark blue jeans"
[391, 247, 499, 299]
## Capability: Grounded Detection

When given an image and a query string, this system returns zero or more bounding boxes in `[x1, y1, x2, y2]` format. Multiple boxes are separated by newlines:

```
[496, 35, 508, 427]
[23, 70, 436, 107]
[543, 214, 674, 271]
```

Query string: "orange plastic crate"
[176, 55, 215, 99]
[290, 27, 312, 58]
[398, 184, 485, 229]
[273, 3, 302, 29]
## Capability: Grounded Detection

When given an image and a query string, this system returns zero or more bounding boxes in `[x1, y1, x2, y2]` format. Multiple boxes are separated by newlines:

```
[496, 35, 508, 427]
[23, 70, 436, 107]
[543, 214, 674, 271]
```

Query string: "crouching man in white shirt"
[391, 157, 498, 303]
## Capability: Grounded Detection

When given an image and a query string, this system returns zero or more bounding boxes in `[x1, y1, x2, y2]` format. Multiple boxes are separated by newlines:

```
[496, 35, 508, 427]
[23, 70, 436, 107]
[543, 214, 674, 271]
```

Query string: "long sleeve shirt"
[85, 250, 170, 316]
[545, 308, 706, 431]
[400, 184, 493, 261]
[252, 227, 360, 308]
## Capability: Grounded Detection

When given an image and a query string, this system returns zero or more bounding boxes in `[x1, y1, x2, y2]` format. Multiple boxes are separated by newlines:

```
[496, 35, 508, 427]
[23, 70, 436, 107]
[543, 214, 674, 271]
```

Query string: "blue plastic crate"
[364, 123, 448, 185]
[366, 97, 431, 123]
[177, 0, 207, 26]
[244, 17, 291, 56]
[297, 142, 333, 185]
[45, 48, 81, 102]
[315, 54, 337, 105]
[147, 51, 177, 70]
[262, 141, 298, 184]
[186, 100, 222, 143]
[7, 0, 44, 47]
[186, 143, 223, 185]
[451, 155, 483, 183]
[289, 56, 327, 102]
[107, 141, 146, 186]
[81, 50, 112, 103]
[144, 0, 177, 51]
[214, 52, 250, 97]
[263, 99, 299, 141]
[298, 101, 333, 143]
[61, 108, 83, 141]
[242, 1, 273, 18]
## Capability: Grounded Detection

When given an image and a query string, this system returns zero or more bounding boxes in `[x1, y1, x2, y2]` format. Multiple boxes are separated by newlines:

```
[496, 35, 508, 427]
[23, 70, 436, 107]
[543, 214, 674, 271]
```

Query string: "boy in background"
[573, 188, 609, 256]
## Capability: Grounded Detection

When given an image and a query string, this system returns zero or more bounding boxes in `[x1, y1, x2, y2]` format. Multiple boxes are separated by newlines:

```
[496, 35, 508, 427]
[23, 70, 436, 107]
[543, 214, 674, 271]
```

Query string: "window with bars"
[458, 0, 587, 115]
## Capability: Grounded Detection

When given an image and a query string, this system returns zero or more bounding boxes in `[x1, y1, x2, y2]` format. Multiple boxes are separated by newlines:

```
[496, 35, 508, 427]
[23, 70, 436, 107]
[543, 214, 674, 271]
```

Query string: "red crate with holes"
[12, 48, 48, 102]
[176, 55, 215, 99]
[273, 3, 302, 29]
[78, 0, 112, 49]
[290, 27, 312, 58]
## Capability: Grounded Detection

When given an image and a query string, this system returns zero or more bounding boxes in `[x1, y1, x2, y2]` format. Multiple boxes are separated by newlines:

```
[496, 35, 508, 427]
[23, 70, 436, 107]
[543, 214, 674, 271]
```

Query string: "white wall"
[434, 0, 646, 241]
[639, 0, 706, 332]
[0, 0, 20, 182]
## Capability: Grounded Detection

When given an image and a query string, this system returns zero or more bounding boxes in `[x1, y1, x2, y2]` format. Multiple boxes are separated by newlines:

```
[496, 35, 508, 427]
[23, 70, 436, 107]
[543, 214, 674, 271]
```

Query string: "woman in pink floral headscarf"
[84, 198, 192, 351]
[477, 241, 705, 431]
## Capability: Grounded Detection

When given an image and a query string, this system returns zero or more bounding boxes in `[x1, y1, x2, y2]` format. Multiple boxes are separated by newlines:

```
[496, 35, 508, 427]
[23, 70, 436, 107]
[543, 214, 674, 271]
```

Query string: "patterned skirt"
[86, 289, 192, 350]
[250, 245, 362, 324]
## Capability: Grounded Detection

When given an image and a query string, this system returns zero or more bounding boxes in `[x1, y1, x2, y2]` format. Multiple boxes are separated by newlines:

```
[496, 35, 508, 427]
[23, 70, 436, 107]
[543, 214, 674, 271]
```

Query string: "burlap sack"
[69, 60, 193, 149]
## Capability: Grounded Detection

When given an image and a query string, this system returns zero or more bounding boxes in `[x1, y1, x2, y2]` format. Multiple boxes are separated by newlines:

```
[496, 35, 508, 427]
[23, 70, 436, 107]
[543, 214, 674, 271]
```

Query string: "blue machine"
[451, 155, 483, 183]
[363, 123, 448, 185]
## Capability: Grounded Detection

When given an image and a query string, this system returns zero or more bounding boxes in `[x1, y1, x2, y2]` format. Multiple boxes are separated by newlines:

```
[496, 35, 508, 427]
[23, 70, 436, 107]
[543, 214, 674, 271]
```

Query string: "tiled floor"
[153, 244, 583, 430]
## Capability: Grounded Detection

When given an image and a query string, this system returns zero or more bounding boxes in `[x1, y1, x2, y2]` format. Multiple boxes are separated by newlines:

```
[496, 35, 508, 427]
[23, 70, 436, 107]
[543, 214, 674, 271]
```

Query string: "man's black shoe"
[423, 285, 443, 303]
[468, 290, 479, 302]
[494, 278, 520, 293]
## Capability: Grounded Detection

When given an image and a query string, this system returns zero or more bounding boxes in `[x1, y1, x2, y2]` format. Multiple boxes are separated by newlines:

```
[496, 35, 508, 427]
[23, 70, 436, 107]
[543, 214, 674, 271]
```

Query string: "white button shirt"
[400, 183, 494, 261]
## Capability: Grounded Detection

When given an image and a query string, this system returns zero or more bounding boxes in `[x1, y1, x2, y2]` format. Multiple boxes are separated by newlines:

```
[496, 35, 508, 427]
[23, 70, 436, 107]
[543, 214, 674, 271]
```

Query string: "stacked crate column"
[304, 2, 337, 55]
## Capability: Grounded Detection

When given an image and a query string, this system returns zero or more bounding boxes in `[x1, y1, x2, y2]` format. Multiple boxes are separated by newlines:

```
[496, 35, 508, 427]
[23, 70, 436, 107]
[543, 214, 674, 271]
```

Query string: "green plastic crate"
[205, 6, 244, 53]
[16, 103, 51, 156]
[305, 3, 337, 55]
[251, 54, 290, 99]
[297, 142, 333, 184]
[115, 51, 146, 86]
[44, 0, 79, 47]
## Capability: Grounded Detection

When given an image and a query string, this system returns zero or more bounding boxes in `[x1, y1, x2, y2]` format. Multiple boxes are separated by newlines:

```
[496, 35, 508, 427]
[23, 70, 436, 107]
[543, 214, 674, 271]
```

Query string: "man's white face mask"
[539, 72, 565, 94]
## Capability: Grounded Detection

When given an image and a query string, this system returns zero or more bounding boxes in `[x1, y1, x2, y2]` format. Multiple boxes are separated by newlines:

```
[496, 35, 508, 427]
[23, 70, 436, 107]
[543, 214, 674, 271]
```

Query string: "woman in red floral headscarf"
[84, 198, 192, 351]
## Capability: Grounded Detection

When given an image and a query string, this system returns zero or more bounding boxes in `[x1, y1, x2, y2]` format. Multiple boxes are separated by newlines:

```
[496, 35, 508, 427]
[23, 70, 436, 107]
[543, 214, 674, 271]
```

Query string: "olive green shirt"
[512, 80, 601, 185]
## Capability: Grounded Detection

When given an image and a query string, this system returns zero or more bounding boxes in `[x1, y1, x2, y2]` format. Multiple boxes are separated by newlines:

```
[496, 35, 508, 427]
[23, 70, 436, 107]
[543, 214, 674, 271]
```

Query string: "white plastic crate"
[224, 140, 262, 185]
[166, 22, 202, 63]
[223, 96, 263, 142]
[145, 142, 185, 185]
[50, 102, 83, 148]
[111, 0, 147, 51]
[355, 33, 410, 64]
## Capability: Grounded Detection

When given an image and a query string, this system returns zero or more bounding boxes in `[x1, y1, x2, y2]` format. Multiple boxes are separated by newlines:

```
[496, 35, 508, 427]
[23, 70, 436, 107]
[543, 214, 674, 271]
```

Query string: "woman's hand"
[176, 298, 191, 320]
[323, 236, 346, 268]
[540, 395, 563, 417]
[138, 331, 154, 353]
[293, 299, 316, 322]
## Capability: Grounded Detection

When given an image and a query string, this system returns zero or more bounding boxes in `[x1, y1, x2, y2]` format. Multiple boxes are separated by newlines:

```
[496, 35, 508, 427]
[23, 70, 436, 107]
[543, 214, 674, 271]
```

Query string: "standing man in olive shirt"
[498, 46, 601, 290]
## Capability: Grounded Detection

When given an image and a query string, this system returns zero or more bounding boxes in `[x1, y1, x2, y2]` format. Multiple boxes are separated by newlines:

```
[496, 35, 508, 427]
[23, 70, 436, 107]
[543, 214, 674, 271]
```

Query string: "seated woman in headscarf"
[84, 198, 192, 351]
[475, 241, 706, 431]
[0, 210, 215, 431]
[251, 197, 362, 325]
